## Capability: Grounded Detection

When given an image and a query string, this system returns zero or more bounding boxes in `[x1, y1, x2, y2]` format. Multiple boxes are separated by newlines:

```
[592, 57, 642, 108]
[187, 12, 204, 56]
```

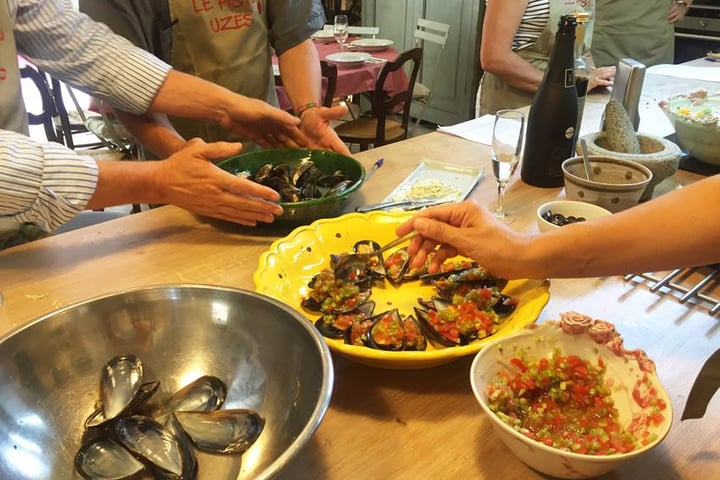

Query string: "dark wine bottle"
[572, 11, 591, 144]
[521, 15, 579, 188]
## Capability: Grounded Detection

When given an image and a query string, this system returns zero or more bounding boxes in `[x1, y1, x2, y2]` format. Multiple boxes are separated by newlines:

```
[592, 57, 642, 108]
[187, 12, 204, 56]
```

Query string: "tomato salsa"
[485, 349, 665, 455]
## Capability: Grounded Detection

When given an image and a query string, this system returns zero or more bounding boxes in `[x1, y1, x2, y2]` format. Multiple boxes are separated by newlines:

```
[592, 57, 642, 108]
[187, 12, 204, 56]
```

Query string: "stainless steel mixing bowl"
[0, 285, 334, 479]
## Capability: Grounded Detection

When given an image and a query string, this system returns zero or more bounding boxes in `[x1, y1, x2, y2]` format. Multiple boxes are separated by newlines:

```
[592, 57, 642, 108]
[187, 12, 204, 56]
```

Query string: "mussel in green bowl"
[218, 148, 365, 225]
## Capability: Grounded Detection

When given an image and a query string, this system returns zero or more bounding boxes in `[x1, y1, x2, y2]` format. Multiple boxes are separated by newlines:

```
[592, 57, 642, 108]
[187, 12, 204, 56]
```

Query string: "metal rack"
[624, 265, 720, 316]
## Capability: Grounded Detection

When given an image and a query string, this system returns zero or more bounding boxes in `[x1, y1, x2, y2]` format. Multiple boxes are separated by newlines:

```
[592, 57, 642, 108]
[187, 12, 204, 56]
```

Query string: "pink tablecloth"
[273, 39, 409, 111]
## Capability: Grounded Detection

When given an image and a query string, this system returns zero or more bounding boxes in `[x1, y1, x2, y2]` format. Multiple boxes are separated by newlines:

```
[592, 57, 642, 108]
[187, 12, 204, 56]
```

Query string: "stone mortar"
[578, 132, 682, 201]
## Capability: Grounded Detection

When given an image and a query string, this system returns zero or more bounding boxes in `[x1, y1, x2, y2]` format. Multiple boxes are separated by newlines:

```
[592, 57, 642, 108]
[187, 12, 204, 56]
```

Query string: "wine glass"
[333, 14, 349, 51]
[490, 109, 525, 223]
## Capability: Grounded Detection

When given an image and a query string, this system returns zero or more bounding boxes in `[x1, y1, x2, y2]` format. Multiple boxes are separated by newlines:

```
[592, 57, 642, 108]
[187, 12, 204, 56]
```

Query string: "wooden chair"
[19, 65, 61, 144]
[411, 18, 451, 132]
[334, 47, 423, 152]
[45, 75, 106, 150]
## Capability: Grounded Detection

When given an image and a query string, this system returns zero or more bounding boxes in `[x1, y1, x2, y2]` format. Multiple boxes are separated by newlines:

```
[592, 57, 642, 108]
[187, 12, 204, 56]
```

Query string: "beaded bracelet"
[296, 101, 319, 118]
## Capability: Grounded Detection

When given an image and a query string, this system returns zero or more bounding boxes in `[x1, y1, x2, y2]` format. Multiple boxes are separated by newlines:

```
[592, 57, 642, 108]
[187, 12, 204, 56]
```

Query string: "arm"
[668, 0, 693, 23]
[481, 0, 544, 93]
[17, 3, 307, 149]
[1, 129, 283, 230]
[278, 40, 351, 154]
[88, 139, 283, 226]
[111, 111, 187, 158]
[397, 175, 720, 280]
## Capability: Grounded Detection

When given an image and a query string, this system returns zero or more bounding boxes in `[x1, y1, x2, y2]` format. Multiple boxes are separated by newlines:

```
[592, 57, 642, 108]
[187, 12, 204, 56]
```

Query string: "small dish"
[349, 38, 394, 51]
[536, 200, 612, 232]
[325, 52, 372, 68]
[382, 159, 484, 203]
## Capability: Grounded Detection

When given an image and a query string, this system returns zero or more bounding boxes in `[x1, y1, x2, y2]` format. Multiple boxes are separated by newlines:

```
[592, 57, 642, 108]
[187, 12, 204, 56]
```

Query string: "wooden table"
[1, 74, 719, 479]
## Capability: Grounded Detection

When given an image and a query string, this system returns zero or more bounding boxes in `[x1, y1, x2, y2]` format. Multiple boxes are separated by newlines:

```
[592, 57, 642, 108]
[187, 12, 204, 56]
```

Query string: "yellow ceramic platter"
[254, 211, 550, 369]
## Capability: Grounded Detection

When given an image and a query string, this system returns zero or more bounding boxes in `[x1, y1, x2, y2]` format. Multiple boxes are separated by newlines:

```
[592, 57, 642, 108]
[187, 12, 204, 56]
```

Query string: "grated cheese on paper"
[390, 180, 462, 202]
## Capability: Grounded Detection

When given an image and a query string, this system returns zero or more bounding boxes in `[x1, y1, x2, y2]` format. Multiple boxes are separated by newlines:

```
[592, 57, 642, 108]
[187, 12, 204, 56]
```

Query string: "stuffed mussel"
[301, 239, 519, 353]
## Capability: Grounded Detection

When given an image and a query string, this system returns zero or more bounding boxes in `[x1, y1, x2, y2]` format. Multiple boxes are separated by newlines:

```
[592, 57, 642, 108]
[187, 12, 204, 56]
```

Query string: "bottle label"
[564, 126, 575, 139]
[564, 69, 574, 88]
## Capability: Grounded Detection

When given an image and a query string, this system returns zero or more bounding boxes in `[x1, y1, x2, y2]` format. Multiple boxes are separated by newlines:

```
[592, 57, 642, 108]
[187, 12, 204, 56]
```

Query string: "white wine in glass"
[491, 109, 525, 222]
[333, 15, 349, 50]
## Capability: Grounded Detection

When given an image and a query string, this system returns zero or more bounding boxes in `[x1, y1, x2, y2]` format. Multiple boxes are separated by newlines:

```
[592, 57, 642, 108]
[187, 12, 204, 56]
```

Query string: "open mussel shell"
[162, 414, 199, 480]
[344, 318, 373, 347]
[75, 437, 145, 480]
[314, 301, 375, 339]
[419, 260, 478, 284]
[493, 294, 518, 317]
[113, 415, 194, 479]
[402, 315, 427, 351]
[366, 309, 405, 351]
[100, 355, 144, 421]
[413, 305, 463, 347]
[353, 240, 387, 279]
[151, 375, 227, 422]
[85, 380, 161, 429]
[173, 409, 265, 455]
[384, 248, 410, 284]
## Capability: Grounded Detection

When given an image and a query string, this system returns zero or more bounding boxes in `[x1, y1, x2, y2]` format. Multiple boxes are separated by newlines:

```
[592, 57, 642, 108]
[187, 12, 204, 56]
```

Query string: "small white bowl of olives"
[536, 200, 612, 233]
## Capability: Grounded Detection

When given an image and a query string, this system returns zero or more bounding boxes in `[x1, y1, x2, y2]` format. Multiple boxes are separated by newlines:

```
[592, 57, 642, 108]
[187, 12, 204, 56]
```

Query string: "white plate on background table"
[325, 52, 372, 68]
[383, 159, 484, 203]
[311, 30, 335, 42]
[349, 38, 394, 52]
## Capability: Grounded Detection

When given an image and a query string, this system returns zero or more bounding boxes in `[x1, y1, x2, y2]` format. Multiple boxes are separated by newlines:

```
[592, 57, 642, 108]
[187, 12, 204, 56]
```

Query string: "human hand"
[155, 138, 283, 226]
[219, 95, 310, 149]
[395, 200, 530, 278]
[300, 105, 352, 155]
[668, 1, 689, 23]
[588, 66, 615, 91]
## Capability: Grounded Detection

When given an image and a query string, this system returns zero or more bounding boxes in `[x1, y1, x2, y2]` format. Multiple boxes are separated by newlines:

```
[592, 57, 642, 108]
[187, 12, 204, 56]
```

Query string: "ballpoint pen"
[364, 158, 384, 183]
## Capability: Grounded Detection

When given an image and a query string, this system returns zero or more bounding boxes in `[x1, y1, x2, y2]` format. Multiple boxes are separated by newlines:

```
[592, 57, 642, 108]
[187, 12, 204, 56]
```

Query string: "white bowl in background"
[536, 200, 612, 232]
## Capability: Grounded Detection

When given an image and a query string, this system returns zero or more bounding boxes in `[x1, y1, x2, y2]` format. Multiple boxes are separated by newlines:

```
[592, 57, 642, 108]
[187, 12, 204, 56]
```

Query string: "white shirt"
[1, 0, 171, 232]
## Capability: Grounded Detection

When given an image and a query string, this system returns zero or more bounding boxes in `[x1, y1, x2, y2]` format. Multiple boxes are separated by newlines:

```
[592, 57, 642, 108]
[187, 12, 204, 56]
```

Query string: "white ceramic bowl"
[659, 89, 720, 166]
[536, 200, 612, 232]
[470, 316, 672, 479]
[562, 156, 652, 213]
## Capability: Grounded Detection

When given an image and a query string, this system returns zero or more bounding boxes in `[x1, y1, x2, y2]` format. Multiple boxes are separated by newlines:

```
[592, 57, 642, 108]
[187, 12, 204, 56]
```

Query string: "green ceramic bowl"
[218, 148, 365, 226]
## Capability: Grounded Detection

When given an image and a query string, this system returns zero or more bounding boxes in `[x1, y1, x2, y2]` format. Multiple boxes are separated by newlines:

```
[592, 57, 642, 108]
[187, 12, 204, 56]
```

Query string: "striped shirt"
[513, 0, 551, 52]
[1, 0, 171, 232]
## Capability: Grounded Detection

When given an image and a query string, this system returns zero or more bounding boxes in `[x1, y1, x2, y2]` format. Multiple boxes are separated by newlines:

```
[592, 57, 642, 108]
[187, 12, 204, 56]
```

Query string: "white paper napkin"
[437, 115, 495, 146]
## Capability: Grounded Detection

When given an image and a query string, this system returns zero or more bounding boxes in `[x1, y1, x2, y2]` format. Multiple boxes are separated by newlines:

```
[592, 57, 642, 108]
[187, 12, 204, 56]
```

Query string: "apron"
[168, 0, 277, 144]
[477, 0, 595, 116]
[591, 0, 674, 68]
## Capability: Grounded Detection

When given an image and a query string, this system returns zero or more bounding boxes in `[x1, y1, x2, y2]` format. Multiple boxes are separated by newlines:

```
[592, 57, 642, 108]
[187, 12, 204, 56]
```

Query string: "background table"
[274, 39, 408, 110]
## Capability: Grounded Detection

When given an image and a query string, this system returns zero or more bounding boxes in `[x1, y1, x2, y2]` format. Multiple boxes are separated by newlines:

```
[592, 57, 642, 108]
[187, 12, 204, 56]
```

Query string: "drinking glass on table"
[490, 109, 525, 223]
[334, 14, 349, 50]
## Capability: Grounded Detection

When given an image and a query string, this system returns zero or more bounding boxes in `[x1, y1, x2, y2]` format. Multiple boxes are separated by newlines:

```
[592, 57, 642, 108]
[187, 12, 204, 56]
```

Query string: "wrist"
[296, 101, 320, 119]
